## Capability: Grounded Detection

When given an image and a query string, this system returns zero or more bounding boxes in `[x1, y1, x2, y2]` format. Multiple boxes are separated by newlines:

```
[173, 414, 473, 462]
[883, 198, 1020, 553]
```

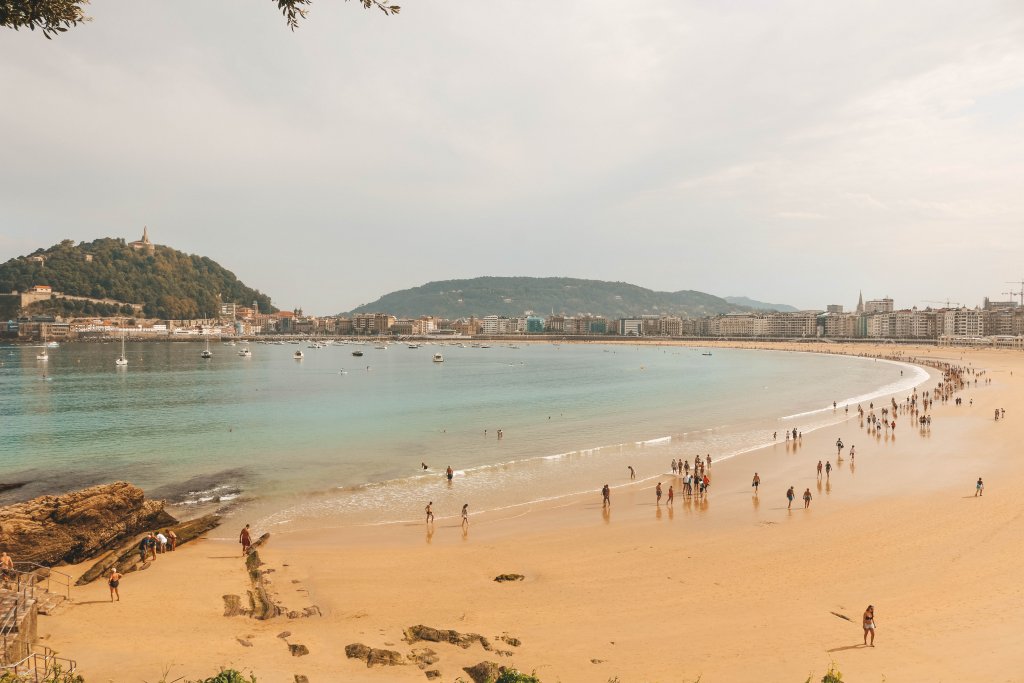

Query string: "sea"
[0, 340, 927, 527]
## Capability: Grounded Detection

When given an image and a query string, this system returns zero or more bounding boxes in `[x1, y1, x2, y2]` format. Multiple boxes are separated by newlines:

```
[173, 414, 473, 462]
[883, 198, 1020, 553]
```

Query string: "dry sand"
[40, 343, 1024, 682]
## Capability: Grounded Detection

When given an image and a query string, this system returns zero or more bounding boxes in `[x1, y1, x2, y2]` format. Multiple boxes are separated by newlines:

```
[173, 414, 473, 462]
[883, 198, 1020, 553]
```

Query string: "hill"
[724, 296, 798, 312]
[346, 277, 751, 319]
[0, 238, 275, 319]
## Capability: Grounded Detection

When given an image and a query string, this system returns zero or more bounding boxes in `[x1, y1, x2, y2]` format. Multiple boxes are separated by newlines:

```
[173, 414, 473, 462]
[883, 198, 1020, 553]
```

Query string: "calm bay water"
[0, 340, 925, 524]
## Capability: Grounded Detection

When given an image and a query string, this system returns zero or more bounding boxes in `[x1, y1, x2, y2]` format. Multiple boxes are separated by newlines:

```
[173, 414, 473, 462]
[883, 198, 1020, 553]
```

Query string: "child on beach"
[975, 477, 984, 496]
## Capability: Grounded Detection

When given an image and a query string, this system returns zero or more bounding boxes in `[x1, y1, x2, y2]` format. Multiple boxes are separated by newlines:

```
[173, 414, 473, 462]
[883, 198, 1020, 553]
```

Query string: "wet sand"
[40, 342, 1023, 682]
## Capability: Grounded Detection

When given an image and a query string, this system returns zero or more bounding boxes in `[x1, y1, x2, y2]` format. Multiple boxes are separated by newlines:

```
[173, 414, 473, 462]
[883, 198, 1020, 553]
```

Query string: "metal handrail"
[1, 571, 38, 665]
[12, 563, 72, 600]
[0, 645, 78, 682]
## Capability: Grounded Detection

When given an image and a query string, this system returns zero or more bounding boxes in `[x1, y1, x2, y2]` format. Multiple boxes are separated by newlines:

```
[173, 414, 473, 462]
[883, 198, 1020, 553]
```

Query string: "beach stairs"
[33, 591, 66, 616]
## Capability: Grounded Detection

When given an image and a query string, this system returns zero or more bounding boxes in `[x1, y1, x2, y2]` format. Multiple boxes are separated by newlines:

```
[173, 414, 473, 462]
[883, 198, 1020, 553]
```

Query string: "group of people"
[424, 501, 470, 528]
[137, 529, 177, 563]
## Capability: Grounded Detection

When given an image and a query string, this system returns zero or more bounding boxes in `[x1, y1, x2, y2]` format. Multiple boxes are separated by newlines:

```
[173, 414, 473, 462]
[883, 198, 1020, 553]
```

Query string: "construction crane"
[1002, 291, 1021, 306]
[923, 299, 961, 309]
[1006, 279, 1024, 306]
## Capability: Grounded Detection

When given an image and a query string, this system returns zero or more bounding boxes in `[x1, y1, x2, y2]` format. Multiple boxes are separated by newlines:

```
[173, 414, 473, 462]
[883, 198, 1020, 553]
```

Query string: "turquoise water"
[0, 341, 925, 522]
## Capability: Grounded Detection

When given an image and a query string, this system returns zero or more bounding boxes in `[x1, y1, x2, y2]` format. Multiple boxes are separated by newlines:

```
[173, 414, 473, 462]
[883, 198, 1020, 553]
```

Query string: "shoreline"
[29, 341, 1024, 681]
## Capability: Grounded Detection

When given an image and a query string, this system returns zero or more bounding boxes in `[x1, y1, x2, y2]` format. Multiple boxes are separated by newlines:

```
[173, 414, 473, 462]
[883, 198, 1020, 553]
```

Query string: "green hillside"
[345, 277, 750, 319]
[0, 238, 275, 319]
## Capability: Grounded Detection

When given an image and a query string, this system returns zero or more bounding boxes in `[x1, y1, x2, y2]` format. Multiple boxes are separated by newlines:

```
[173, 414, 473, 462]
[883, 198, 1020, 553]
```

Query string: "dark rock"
[289, 643, 309, 657]
[498, 635, 521, 648]
[223, 594, 248, 617]
[463, 661, 502, 683]
[252, 531, 271, 548]
[294, 676, 309, 683]
[77, 513, 220, 585]
[277, 631, 292, 639]
[237, 638, 253, 647]
[409, 647, 438, 669]
[344, 643, 405, 667]
[493, 574, 525, 583]
[425, 671, 441, 680]
[405, 625, 492, 651]
[0, 482, 176, 568]
[591, 659, 605, 664]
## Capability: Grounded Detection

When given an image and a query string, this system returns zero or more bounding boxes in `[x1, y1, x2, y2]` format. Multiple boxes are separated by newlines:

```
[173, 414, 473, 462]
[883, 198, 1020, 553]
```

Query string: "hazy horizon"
[2, 2, 1023, 315]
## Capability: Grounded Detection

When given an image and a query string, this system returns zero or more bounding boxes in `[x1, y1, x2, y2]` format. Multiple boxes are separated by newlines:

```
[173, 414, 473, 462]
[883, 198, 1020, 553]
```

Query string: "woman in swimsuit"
[863, 605, 875, 646]
[108, 567, 122, 602]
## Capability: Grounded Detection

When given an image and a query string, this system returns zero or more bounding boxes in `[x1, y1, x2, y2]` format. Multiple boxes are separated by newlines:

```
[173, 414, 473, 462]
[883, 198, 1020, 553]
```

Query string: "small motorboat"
[293, 350, 304, 360]
[352, 350, 364, 357]
[702, 352, 713, 356]
[433, 353, 444, 363]
[239, 347, 252, 357]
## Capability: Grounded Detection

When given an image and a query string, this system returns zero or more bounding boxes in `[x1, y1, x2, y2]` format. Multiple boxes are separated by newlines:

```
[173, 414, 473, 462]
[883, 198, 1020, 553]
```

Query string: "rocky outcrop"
[404, 625, 492, 651]
[76, 513, 220, 585]
[0, 482, 175, 566]
[344, 643, 405, 667]
[463, 661, 502, 683]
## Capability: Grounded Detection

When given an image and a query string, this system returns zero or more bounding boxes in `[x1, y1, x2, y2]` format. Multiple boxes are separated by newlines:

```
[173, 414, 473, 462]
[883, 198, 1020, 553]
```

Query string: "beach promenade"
[39, 343, 1023, 682]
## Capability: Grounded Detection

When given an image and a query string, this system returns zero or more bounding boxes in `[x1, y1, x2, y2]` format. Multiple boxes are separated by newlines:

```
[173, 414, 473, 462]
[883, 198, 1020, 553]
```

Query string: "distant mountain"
[724, 296, 798, 312]
[0, 237, 276, 319]
[345, 277, 753, 319]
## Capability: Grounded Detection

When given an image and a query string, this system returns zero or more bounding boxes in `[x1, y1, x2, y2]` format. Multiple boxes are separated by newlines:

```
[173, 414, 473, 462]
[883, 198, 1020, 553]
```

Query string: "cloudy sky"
[2, 1, 1023, 314]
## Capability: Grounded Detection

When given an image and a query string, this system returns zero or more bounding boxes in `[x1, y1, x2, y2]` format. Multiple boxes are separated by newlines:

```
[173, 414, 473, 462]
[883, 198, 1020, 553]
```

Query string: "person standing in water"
[655, 482, 663, 505]
[425, 502, 435, 523]
[628, 465, 636, 480]
[446, 466, 454, 482]
[461, 503, 469, 528]
[602, 484, 611, 507]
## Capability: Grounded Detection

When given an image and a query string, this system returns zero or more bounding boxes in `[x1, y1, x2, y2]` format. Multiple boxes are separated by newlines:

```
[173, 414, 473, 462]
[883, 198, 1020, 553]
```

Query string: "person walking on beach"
[786, 486, 795, 509]
[425, 502, 435, 523]
[975, 477, 984, 496]
[667, 485, 674, 505]
[108, 567, 121, 602]
[863, 605, 876, 646]
[850, 445, 855, 462]
[836, 438, 844, 456]
[446, 466, 454, 482]
[239, 525, 252, 556]
[628, 465, 636, 480]
[671, 459, 678, 475]
[752, 473, 760, 493]
[702, 473, 710, 496]
[602, 484, 610, 507]
[803, 488, 812, 508]
[461, 503, 469, 528]
[656, 482, 663, 505]
[825, 461, 832, 480]
[817, 460, 823, 479]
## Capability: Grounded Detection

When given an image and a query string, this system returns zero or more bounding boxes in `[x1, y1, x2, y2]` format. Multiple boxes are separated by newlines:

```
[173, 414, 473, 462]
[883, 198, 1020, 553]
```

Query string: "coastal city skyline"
[3, 3, 1024, 314]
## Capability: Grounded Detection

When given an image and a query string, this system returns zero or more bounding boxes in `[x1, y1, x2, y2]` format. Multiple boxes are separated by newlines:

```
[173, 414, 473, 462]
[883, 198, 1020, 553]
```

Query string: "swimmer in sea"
[446, 466, 454, 482]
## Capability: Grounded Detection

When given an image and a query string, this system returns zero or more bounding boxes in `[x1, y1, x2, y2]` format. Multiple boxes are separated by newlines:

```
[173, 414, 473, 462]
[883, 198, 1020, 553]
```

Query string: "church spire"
[856, 290, 864, 314]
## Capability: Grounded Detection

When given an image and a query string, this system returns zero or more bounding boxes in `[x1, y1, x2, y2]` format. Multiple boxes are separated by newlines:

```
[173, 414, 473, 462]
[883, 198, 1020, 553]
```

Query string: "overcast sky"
[2, 1, 1023, 314]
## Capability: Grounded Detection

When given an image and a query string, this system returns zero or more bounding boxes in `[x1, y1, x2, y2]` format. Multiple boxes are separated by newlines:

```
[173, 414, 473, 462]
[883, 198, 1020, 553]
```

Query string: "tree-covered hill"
[345, 277, 755, 319]
[0, 238, 276, 319]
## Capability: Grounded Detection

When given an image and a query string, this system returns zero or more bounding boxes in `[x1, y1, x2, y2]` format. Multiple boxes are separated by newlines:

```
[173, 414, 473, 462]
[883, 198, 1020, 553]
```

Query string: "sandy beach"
[39, 342, 1023, 682]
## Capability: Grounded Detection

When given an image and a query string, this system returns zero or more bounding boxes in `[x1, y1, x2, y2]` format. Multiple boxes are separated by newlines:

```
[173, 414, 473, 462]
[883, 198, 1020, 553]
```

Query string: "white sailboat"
[115, 329, 128, 366]
[238, 346, 252, 357]
[201, 338, 213, 359]
[36, 331, 50, 361]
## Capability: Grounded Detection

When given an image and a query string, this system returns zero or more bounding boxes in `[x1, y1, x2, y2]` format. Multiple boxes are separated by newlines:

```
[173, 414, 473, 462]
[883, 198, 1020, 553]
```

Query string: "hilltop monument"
[130, 226, 155, 254]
